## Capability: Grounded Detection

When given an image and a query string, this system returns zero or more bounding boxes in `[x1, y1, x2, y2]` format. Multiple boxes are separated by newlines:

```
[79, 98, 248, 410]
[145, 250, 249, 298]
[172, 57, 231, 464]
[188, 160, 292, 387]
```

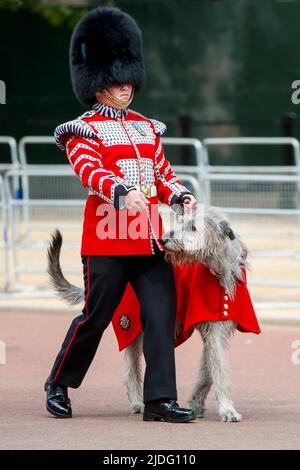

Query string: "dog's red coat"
[112, 260, 261, 351]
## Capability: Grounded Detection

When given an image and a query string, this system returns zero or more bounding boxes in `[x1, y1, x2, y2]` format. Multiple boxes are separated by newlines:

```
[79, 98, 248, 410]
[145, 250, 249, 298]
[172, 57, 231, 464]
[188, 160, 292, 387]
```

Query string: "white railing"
[202, 137, 300, 206]
[0, 136, 20, 198]
[0, 134, 299, 309]
[203, 137, 300, 165]
[3, 168, 201, 290]
[0, 174, 9, 291]
[4, 168, 85, 289]
[0, 136, 19, 172]
[201, 138, 300, 301]
[18, 136, 204, 235]
[18, 136, 56, 236]
[162, 137, 207, 203]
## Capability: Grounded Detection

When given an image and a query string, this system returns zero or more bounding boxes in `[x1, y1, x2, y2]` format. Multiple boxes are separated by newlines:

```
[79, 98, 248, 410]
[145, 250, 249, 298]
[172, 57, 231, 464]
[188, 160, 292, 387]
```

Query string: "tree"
[0, 1, 116, 27]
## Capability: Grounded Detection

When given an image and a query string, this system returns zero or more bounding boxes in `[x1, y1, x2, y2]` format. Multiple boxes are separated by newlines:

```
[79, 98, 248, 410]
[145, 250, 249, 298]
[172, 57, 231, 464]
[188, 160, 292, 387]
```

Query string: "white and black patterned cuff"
[170, 191, 194, 210]
[113, 184, 137, 210]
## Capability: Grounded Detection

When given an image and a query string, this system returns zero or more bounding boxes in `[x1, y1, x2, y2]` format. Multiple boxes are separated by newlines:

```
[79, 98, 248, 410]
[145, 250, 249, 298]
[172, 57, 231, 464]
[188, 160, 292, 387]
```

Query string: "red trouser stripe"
[54, 256, 90, 382]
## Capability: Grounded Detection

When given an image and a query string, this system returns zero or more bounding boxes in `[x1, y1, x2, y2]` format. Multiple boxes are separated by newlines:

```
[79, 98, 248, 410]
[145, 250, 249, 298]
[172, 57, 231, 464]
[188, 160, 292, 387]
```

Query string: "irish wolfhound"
[47, 206, 249, 422]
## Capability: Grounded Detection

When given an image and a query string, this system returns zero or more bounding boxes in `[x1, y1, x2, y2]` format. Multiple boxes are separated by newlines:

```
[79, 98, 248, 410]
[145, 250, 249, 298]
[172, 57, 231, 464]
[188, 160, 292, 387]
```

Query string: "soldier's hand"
[125, 189, 150, 212]
[182, 194, 197, 212]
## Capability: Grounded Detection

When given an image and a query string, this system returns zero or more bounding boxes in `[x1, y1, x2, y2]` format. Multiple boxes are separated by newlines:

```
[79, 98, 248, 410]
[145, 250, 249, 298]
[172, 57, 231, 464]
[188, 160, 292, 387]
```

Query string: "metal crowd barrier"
[202, 137, 300, 205]
[4, 167, 85, 289]
[18, 136, 56, 238]
[201, 138, 300, 305]
[159, 173, 201, 218]
[17, 136, 204, 237]
[0, 136, 20, 197]
[2, 134, 300, 308]
[161, 137, 206, 201]
[4, 168, 201, 290]
[0, 136, 19, 172]
[0, 174, 9, 291]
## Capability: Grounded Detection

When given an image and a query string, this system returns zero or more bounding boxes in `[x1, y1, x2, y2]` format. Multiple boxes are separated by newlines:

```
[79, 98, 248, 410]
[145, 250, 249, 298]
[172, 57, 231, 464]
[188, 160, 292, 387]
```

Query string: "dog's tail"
[47, 229, 84, 305]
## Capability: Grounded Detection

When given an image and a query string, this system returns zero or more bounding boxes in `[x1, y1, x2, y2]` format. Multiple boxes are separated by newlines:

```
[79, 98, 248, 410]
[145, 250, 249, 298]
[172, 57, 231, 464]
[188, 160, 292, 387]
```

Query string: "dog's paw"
[129, 402, 144, 414]
[220, 408, 242, 423]
[189, 400, 206, 418]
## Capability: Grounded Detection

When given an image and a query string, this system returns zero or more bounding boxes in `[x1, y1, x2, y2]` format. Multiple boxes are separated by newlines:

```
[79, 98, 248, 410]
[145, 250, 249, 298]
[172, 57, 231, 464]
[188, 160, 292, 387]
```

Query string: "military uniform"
[48, 102, 193, 401]
[45, 2, 196, 404]
[54, 102, 192, 256]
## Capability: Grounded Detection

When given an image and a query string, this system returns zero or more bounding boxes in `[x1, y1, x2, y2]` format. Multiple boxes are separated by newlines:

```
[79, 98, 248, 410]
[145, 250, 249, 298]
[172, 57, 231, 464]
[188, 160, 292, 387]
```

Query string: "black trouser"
[48, 244, 178, 403]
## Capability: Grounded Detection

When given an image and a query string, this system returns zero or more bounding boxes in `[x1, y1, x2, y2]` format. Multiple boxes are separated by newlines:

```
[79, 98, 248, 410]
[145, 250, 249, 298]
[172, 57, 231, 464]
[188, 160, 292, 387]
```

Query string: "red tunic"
[55, 107, 192, 255]
[111, 262, 261, 351]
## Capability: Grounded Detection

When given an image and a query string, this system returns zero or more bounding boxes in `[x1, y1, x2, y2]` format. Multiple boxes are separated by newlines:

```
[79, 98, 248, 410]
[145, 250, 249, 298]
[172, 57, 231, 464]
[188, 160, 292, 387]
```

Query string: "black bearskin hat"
[69, 6, 146, 107]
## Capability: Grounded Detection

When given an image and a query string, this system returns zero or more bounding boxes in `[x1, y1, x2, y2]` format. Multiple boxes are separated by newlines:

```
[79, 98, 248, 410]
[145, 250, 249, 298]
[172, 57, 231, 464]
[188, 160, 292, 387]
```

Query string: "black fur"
[220, 221, 235, 240]
[70, 6, 146, 107]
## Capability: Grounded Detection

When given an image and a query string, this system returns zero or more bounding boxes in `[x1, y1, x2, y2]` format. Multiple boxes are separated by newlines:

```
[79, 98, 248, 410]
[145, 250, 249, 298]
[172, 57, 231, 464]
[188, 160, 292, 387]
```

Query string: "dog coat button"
[224, 295, 229, 301]
[223, 311, 228, 316]
[224, 303, 228, 309]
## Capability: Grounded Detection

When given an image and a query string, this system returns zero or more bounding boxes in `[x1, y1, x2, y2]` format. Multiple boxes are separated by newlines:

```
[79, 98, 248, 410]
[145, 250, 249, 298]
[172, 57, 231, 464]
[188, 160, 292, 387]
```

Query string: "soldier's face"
[109, 83, 132, 101]
[95, 83, 133, 109]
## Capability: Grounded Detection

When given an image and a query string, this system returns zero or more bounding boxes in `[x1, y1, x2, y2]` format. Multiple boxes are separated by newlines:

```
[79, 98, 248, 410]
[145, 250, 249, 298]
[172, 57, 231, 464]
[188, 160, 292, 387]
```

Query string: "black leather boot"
[44, 380, 72, 418]
[143, 399, 196, 423]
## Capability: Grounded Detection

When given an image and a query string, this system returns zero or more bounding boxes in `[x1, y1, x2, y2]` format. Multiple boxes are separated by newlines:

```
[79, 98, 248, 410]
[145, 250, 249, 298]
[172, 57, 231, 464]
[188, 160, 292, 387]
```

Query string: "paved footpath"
[0, 310, 300, 450]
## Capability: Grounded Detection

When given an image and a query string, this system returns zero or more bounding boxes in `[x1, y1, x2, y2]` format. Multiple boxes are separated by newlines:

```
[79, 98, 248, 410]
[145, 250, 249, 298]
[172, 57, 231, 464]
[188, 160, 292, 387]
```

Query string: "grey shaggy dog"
[161, 206, 248, 300]
[47, 206, 248, 422]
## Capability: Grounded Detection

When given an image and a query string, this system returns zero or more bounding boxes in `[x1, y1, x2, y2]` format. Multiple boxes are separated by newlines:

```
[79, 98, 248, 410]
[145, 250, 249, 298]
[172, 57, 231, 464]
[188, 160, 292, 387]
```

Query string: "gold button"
[224, 311, 228, 316]
[224, 303, 228, 309]
[224, 295, 229, 301]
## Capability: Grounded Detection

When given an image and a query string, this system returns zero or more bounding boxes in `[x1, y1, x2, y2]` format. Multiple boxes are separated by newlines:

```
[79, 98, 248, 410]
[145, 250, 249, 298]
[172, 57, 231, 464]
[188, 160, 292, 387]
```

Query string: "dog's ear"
[220, 221, 235, 240]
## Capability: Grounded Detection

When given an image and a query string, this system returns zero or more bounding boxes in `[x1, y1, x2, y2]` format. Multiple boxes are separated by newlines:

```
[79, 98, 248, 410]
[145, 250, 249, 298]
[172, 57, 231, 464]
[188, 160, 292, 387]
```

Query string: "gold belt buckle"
[141, 185, 150, 197]
[141, 184, 156, 198]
